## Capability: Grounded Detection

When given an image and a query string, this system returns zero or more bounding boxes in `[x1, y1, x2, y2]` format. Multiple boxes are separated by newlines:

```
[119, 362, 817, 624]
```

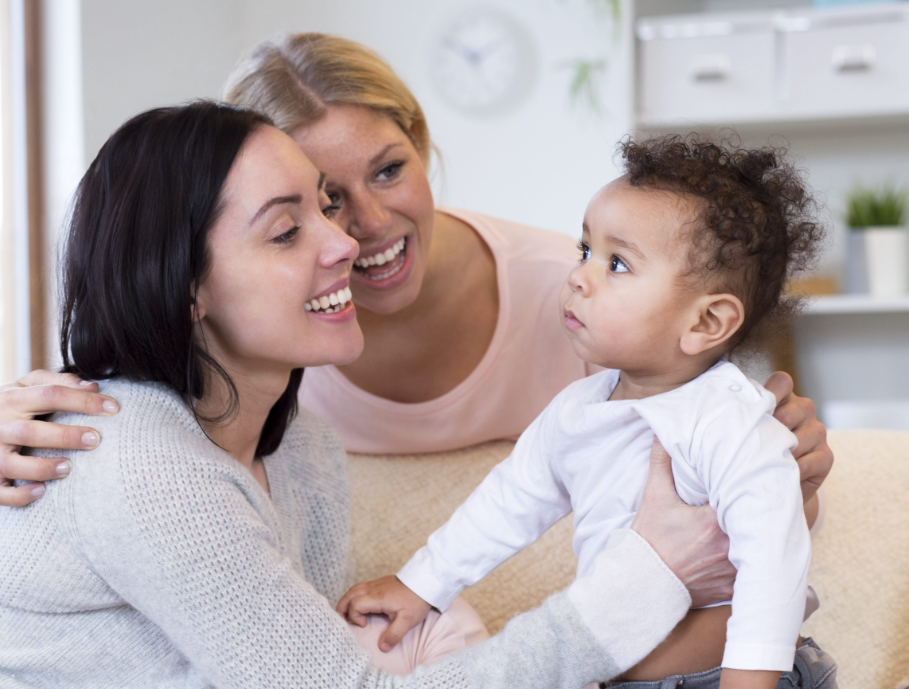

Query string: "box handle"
[689, 54, 732, 82]
[831, 44, 876, 72]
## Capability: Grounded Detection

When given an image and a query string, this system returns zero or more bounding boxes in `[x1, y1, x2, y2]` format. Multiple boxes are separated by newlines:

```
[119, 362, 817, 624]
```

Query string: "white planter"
[864, 226, 909, 296]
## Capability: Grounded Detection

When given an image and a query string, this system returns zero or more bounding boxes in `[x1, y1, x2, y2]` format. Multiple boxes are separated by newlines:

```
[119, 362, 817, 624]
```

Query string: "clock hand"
[475, 41, 503, 61]
[445, 39, 483, 66]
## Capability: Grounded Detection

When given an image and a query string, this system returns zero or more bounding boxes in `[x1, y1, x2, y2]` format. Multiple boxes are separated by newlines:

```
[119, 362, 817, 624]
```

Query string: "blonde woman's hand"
[0, 370, 119, 506]
[764, 371, 833, 526]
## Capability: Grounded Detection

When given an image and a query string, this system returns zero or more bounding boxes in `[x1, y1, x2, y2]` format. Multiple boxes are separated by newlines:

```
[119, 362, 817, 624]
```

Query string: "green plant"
[564, 58, 608, 114]
[845, 187, 908, 229]
[558, 0, 621, 116]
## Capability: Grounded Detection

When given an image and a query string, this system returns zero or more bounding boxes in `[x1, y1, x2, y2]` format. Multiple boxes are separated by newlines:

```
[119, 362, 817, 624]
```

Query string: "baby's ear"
[680, 293, 745, 356]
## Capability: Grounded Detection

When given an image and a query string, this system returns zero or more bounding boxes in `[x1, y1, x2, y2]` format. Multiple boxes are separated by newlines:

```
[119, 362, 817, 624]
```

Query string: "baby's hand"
[336, 575, 432, 652]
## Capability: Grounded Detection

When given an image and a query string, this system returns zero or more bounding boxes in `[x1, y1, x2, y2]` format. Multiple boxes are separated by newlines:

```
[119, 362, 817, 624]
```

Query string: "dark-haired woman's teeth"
[355, 238, 406, 269]
[304, 286, 352, 313]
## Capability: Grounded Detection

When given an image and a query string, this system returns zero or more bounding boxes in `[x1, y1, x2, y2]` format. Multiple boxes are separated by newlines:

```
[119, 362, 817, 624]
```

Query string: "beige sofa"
[349, 429, 909, 689]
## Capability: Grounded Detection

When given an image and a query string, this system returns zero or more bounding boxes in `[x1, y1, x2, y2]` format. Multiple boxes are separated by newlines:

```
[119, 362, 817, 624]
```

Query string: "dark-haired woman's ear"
[679, 294, 745, 357]
[190, 293, 206, 323]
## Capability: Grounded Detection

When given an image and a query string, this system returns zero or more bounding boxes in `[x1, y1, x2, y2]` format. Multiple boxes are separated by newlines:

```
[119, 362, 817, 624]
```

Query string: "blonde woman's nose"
[348, 193, 392, 239]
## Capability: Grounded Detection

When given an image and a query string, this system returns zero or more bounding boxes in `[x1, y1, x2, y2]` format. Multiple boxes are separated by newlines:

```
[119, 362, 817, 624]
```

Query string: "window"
[0, 0, 43, 382]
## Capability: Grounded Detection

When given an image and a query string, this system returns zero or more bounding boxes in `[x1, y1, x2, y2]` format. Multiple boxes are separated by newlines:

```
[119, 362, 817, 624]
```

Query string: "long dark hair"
[60, 101, 303, 457]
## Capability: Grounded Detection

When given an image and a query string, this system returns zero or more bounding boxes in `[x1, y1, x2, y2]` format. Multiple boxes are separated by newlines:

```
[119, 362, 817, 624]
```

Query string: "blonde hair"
[223, 33, 431, 162]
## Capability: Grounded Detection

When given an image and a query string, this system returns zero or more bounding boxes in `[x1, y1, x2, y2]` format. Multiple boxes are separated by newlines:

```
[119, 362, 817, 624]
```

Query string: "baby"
[340, 134, 830, 689]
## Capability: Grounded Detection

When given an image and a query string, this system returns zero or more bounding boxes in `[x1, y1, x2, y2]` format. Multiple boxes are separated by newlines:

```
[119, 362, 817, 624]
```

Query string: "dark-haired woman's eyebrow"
[250, 194, 302, 226]
[318, 172, 326, 191]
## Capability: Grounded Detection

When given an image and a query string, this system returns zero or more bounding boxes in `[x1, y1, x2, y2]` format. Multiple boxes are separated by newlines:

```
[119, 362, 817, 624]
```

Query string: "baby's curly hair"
[619, 133, 825, 352]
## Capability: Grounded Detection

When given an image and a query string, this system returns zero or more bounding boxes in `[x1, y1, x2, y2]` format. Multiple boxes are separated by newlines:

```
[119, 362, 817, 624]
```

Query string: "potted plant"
[845, 186, 908, 296]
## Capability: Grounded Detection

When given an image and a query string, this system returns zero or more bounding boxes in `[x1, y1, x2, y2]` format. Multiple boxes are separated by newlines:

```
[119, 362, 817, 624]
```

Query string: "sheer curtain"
[0, 0, 43, 382]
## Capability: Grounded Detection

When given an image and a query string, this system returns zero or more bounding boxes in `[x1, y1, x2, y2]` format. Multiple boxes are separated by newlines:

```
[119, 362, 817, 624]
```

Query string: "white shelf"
[800, 294, 909, 315]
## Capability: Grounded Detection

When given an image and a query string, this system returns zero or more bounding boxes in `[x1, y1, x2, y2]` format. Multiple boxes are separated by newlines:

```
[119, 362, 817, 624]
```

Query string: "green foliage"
[845, 186, 908, 229]
[557, 0, 620, 116]
[564, 59, 608, 114]
[587, 0, 620, 22]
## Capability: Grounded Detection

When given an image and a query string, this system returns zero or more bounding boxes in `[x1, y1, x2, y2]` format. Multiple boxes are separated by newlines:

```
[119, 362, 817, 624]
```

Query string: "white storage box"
[637, 12, 777, 125]
[636, 4, 909, 126]
[781, 5, 909, 118]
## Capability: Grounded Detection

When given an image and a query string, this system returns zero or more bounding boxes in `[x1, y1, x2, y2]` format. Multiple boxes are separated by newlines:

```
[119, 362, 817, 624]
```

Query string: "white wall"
[78, 0, 635, 238]
[80, 0, 245, 161]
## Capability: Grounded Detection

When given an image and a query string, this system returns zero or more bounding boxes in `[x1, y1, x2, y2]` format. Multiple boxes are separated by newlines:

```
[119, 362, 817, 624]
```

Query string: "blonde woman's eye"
[610, 255, 629, 273]
[577, 241, 591, 261]
[273, 226, 300, 245]
[377, 161, 403, 180]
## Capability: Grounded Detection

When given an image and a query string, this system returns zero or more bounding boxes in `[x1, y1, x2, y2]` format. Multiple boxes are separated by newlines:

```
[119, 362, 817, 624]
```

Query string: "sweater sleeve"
[694, 393, 810, 672]
[61, 384, 688, 689]
[397, 407, 572, 611]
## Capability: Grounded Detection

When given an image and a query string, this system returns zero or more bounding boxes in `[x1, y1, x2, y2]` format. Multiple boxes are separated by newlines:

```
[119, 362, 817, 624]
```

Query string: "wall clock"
[430, 8, 536, 115]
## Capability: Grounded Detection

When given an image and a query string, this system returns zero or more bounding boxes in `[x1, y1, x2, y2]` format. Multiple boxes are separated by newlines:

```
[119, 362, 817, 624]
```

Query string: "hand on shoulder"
[0, 370, 119, 507]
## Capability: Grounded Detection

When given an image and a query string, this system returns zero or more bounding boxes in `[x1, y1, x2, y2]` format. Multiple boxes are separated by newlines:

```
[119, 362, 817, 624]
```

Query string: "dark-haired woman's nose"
[322, 218, 360, 269]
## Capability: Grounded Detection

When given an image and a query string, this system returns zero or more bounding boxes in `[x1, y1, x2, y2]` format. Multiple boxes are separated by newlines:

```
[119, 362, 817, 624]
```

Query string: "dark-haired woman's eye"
[577, 241, 591, 262]
[273, 226, 300, 245]
[610, 255, 630, 273]
[377, 161, 403, 180]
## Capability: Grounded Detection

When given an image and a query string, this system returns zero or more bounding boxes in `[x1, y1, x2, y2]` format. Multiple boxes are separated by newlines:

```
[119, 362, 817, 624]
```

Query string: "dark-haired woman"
[0, 102, 734, 688]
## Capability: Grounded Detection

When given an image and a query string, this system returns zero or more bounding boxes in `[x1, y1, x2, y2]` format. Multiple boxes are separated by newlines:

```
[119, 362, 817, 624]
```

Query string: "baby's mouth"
[353, 237, 407, 281]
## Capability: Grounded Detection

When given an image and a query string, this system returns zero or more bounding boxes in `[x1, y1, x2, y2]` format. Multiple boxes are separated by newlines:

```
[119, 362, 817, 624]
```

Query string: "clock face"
[430, 9, 535, 115]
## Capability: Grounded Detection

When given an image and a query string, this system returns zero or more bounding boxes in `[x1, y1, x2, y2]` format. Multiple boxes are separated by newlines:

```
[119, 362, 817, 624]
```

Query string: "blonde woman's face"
[290, 104, 435, 315]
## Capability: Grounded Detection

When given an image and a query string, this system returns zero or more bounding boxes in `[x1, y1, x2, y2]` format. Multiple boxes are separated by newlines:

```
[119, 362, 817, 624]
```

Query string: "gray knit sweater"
[0, 379, 690, 688]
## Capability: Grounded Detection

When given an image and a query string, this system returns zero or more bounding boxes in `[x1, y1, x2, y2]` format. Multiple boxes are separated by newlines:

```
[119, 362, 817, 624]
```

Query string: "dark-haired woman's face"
[195, 126, 363, 380]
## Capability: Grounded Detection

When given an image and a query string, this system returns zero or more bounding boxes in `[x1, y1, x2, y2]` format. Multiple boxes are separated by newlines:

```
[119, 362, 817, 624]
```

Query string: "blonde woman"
[0, 35, 829, 525]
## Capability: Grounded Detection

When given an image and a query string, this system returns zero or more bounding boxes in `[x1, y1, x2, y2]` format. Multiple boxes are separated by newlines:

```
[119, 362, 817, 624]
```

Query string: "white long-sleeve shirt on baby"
[397, 360, 811, 672]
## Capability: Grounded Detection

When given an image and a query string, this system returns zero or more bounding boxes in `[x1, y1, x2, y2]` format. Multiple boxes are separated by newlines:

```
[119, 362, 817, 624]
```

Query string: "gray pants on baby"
[601, 638, 837, 689]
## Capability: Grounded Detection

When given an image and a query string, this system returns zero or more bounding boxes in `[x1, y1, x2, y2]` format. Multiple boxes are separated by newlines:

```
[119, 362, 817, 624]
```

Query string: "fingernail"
[82, 431, 99, 448]
[79, 379, 94, 386]
[31, 484, 45, 497]
[379, 642, 391, 653]
[57, 461, 71, 475]
[102, 400, 119, 414]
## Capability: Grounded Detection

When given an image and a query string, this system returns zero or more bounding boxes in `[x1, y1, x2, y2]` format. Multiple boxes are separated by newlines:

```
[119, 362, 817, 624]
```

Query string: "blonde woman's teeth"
[354, 238, 405, 268]
[304, 287, 352, 313]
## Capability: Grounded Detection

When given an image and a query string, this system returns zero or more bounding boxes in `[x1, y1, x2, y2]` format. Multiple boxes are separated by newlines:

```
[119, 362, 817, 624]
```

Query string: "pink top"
[299, 207, 595, 454]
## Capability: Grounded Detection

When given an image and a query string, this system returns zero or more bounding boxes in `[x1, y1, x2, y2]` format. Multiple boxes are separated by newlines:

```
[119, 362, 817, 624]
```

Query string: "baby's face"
[560, 179, 704, 373]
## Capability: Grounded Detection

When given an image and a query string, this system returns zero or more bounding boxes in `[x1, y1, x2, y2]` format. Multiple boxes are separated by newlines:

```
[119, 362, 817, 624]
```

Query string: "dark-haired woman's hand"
[0, 370, 119, 506]
[632, 439, 735, 608]
[764, 371, 833, 526]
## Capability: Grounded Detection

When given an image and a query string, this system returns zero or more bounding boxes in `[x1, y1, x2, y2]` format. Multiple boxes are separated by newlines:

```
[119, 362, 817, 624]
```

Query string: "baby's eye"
[610, 255, 629, 273]
[577, 241, 591, 261]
